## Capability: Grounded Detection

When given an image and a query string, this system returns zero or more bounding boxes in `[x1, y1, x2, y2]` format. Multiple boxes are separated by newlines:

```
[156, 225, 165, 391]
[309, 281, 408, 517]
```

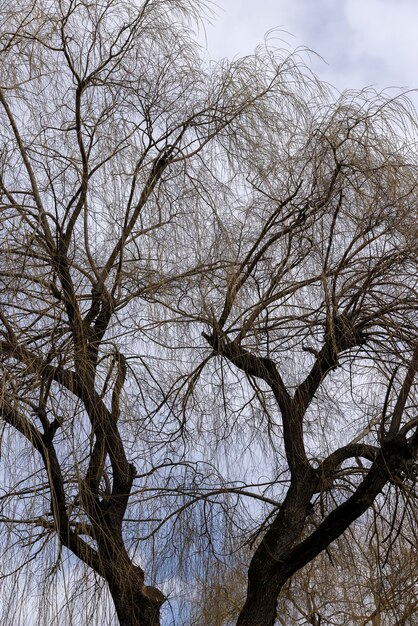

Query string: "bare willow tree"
[189, 87, 418, 623]
[1, 1, 418, 626]
[0, 0, 278, 623]
[191, 83, 418, 624]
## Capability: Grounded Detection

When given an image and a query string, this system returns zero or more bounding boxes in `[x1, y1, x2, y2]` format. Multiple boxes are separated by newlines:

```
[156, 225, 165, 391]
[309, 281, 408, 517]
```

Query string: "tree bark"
[106, 560, 164, 626]
[111, 583, 164, 626]
[236, 436, 413, 626]
[236, 478, 315, 626]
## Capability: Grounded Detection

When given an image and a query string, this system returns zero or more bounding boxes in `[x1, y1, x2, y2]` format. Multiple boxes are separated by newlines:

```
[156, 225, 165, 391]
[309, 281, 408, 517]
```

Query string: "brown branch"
[0, 399, 103, 576]
[388, 343, 418, 437]
[281, 435, 414, 580]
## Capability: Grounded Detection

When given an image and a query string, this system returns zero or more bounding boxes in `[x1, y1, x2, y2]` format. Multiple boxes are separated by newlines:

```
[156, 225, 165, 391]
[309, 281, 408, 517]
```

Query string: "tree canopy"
[0, 1, 417, 624]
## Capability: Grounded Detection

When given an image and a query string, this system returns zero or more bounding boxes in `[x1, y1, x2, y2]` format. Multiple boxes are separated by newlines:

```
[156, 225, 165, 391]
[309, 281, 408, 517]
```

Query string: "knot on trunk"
[143, 585, 166, 607]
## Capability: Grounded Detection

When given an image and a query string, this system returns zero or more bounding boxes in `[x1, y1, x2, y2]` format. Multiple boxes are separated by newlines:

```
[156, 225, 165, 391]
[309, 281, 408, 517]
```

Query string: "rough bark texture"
[111, 578, 164, 626]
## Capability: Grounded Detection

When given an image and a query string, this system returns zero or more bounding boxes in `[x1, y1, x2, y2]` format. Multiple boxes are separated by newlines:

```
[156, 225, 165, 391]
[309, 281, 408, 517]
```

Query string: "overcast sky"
[203, 0, 418, 105]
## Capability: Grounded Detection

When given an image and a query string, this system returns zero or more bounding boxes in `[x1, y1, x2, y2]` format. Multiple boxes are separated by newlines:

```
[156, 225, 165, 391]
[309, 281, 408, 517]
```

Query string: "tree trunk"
[110, 575, 164, 626]
[98, 535, 165, 626]
[236, 574, 284, 626]
[236, 436, 414, 626]
[236, 480, 314, 626]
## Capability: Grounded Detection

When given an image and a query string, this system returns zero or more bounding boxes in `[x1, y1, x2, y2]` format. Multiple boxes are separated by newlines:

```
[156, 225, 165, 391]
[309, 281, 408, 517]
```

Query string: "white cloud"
[204, 0, 418, 105]
[344, 0, 418, 87]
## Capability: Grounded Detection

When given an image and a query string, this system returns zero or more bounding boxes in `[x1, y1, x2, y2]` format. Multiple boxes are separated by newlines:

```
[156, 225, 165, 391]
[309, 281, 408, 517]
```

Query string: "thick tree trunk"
[109, 570, 164, 626]
[111, 587, 163, 626]
[95, 529, 165, 626]
[236, 572, 284, 626]
[237, 480, 315, 626]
